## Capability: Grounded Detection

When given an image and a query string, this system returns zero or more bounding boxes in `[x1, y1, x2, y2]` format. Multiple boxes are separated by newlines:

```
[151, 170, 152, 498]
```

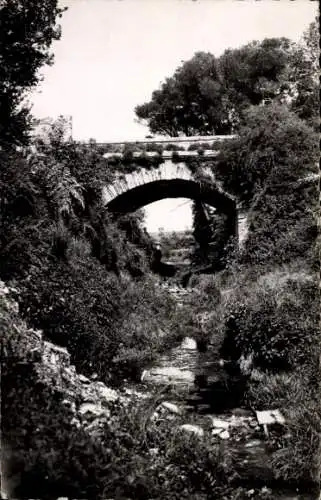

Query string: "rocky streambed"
[2, 281, 316, 500]
[138, 334, 315, 500]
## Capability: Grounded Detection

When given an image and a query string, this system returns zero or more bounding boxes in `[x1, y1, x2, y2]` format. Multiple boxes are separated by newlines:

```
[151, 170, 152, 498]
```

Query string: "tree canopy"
[289, 17, 319, 129]
[135, 20, 319, 136]
[0, 0, 66, 148]
[135, 38, 296, 136]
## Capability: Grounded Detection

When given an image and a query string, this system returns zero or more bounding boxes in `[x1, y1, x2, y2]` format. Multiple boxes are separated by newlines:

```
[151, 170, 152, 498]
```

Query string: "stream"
[135, 284, 315, 500]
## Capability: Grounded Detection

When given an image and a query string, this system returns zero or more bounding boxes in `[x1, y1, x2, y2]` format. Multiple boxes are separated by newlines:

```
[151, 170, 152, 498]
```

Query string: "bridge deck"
[102, 150, 220, 159]
[95, 135, 236, 147]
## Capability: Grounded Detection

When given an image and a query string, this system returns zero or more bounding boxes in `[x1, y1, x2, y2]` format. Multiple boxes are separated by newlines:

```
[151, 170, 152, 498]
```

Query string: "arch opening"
[105, 178, 236, 218]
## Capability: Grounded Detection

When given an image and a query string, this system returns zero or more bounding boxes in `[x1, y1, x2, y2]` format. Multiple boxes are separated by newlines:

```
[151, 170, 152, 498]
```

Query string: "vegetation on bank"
[1, 1, 319, 498]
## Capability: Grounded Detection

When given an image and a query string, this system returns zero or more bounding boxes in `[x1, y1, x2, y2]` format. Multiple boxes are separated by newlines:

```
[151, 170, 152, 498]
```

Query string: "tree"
[215, 103, 318, 204]
[289, 18, 319, 129]
[135, 39, 296, 137]
[0, 0, 66, 148]
[135, 52, 230, 136]
[219, 37, 295, 112]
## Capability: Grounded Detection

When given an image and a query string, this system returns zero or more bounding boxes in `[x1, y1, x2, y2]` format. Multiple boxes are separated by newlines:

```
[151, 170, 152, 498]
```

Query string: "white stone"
[79, 374, 91, 384]
[79, 403, 108, 417]
[211, 428, 222, 436]
[181, 337, 197, 350]
[256, 410, 285, 426]
[245, 439, 263, 448]
[219, 430, 230, 439]
[211, 418, 230, 429]
[180, 424, 204, 437]
[95, 384, 118, 402]
[161, 402, 182, 414]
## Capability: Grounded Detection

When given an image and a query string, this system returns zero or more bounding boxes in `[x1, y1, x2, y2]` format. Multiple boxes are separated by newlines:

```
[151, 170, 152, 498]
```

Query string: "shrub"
[216, 104, 318, 203]
[219, 271, 319, 372]
[271, 403, 321, 487]
[242, 182, 318, 268]
[1, 285, 233, 500]
[16, 257, 122, 382]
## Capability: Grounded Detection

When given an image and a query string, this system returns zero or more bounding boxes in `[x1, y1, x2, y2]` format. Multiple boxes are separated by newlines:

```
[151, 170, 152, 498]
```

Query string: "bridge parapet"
[90, 134, 236, 155]
[102, 150, 221, 160]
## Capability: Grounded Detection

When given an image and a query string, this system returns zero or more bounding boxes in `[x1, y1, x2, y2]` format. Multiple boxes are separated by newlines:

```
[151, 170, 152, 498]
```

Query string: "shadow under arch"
[105, 178, 237, 236]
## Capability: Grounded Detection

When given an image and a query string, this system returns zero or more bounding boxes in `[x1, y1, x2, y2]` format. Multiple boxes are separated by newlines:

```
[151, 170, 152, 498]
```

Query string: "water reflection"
[143, 336, 246, 413]
[143, 336, 219, 388]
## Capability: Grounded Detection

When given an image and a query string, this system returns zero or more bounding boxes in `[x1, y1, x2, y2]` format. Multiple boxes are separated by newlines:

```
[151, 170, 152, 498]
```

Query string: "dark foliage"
[0, 0, 65, 147]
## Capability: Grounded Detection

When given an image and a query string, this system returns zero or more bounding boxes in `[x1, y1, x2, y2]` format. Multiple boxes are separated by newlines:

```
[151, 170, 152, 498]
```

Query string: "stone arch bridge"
[97, 136, 248, 244]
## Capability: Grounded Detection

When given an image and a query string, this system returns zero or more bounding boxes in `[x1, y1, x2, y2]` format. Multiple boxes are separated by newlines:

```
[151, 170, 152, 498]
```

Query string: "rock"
[181, 337, 197, 350]
[95, 383, 118, 402]
[79, 374, 91, 384]
[180, 424, 204, 437]
[42, 342, 70, 367]
[211, 428, 222, 436]
[63, 365, 76, 377]
[255, 409, 285, 425]
[219, 430, 230, 439]
[61, 399, 76, 413]
[211, 417, 230, 429]
[123, 388, 150, 399]
[245, 439, 263, 448]
[83, 419, 106, 436]
[79, 403, 110, 420]
[229, 415, 249, 427]
[161, 402, 182, 414]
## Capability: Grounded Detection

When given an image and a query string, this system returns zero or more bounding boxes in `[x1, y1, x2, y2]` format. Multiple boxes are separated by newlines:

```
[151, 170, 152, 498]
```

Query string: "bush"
[270, 403, 321, 487]
[219, 271, 319, 372]
[16, 256, 178, 384]
[111, 276, 179, 380]
[1, 286, 234, 500]
[216, 104, 318, 203]
[242, 182, 318, 268]
[16, 258, 122, 382]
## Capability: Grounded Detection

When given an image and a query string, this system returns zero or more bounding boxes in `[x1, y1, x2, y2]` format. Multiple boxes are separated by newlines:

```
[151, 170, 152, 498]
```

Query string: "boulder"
[78, 374, 91, 384]
[161, 402, 182, 414]
[180, 424, 204, 437]
[79, 403, 110, 420]
[210, 417, 230, 429]
[94, 382, 118, 402]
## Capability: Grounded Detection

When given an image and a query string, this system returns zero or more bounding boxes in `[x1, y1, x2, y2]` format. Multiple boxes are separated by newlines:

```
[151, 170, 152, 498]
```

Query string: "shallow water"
[142, 336, 221, 390]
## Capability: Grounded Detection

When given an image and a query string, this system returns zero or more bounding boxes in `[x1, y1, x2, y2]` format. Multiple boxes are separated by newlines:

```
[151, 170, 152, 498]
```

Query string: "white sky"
[30, 0, 318, 232]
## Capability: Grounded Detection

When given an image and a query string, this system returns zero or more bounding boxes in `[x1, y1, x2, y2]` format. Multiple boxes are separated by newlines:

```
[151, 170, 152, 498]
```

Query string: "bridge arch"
[102, 161, 239, 238]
